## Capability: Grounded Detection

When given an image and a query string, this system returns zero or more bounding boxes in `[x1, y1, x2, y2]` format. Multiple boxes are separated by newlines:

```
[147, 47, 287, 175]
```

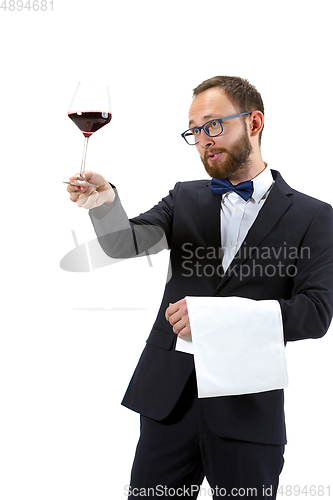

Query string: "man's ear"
[249, 111, 264, 138]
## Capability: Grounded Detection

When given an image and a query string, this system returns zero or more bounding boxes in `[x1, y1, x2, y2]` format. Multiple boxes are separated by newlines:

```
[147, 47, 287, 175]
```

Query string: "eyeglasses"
[181, 112, 251, 146]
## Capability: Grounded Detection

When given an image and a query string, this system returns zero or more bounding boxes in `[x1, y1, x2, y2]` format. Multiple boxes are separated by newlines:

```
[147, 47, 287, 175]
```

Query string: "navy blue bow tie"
[210, 177, 254, 201]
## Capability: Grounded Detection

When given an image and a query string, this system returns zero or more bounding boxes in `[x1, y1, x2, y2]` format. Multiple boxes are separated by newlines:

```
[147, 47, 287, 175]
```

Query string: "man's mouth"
[207, 152, 223, 162]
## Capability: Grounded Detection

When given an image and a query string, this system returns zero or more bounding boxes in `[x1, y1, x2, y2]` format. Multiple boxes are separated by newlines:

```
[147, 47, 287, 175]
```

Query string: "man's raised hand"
[66, 171, 115, 209]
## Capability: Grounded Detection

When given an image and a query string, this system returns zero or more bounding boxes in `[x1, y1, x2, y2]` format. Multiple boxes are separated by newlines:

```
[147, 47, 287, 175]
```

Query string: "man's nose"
[199, 131, 215, 148]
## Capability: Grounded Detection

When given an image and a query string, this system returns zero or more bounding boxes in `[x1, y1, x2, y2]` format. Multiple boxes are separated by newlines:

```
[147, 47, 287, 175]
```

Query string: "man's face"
[188, 87, 252, 181]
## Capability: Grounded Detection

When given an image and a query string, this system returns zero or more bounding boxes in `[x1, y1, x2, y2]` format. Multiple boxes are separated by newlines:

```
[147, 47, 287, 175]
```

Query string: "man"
[67, 76, 333, 498]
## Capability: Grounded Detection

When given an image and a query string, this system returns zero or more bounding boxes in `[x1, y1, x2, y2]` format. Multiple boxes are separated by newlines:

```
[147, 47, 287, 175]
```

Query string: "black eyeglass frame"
[181, 112, 251, 145]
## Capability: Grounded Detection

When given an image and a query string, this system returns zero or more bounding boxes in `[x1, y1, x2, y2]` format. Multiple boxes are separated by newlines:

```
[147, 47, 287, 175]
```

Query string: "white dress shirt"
[175, 167, 288, 397]
[221, 165, 274, 271]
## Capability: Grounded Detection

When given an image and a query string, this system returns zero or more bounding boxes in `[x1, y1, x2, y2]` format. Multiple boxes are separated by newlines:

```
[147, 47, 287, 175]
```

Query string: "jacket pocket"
[146, 328, 177, 350]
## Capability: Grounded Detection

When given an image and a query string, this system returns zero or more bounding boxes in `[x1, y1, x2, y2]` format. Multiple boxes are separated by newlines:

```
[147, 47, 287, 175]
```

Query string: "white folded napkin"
[175, 296, 288, 398]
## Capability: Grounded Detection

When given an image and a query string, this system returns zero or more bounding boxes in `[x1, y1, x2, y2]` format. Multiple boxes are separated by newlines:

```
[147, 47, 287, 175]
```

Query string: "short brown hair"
[193, 76, 264, 145]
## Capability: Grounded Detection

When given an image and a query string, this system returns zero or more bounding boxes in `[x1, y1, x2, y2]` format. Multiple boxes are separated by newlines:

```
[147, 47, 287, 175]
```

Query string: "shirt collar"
[221, 164, 274, 204]
[251, 164, 274, 203]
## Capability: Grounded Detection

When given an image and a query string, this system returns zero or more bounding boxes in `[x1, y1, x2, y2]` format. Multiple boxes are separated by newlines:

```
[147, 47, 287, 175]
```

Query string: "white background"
[0, 0, 332, 498]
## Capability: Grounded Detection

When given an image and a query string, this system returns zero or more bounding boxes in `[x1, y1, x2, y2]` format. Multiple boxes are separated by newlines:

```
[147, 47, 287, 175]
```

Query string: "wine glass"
[64, 82, 112, 188]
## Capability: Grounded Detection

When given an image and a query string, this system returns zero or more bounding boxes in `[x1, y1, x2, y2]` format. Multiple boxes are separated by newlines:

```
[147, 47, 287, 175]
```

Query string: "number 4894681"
[0, 0, 53, 10]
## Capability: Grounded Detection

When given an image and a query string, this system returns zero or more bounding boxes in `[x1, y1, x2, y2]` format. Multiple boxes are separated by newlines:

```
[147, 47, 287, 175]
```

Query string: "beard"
[201, 128, 253, 180]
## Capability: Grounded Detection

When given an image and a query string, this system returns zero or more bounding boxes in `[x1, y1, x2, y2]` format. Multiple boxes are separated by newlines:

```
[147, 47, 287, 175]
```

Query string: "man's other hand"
[165, 299, 191, 338]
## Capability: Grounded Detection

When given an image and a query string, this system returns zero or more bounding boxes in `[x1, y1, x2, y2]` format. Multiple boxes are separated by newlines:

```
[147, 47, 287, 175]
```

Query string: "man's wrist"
[104, 188, 116, 206]
[89, 184, 118, 219]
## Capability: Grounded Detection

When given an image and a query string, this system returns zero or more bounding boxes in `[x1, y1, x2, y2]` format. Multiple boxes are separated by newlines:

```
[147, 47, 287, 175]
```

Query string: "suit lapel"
[213, 170, 293, 295]
[198, 182, 222, 251]
[197, 183, 222, 288]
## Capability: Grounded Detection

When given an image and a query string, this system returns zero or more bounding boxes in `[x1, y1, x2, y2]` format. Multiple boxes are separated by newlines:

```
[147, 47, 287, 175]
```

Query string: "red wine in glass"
[64, 83, 112, 188]
[68, 111, 112, 137]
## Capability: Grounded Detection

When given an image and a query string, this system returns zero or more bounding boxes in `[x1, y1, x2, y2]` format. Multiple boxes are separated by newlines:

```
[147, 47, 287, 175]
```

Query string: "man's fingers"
[178, 324, 191, 339]
[165, 299, 187, 318]
[76, 190, 99, 208]
[67, 183, 80, 194]
[165, 299, 190, 337]
[169, 312, 181, 327]
[165, 301, 180, 320]
[172, 318, 186, 334]
[69, 192, 79, 202]
[68, 185, 91, 202]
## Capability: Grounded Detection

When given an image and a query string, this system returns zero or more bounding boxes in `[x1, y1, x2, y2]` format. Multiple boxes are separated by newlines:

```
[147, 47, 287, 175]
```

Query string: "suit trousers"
[128, 371, 285, 499]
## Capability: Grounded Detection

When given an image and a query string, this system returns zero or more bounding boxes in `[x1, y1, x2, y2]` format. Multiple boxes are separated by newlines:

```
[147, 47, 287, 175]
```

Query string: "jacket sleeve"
[278, 202, 333, 341]
[88, 183, 180, 259]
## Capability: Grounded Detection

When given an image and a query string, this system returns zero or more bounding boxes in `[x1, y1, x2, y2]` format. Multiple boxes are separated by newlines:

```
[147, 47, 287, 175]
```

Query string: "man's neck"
[227, 155, 266, 185]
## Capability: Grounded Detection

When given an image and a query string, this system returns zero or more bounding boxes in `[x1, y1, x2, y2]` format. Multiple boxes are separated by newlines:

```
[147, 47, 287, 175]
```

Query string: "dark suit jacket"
[89, 170, 333, 445]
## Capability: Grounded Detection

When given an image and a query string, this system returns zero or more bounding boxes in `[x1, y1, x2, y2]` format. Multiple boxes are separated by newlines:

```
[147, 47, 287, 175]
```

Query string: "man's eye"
[210, 120, 219, 129]
[192, 128, 200, 136]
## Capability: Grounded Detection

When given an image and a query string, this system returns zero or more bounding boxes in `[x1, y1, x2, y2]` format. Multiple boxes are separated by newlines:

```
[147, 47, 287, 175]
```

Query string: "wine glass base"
[63, 179, 99, 188]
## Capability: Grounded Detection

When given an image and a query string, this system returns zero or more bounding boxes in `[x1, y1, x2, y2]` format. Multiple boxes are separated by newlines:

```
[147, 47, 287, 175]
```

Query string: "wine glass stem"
[80, 136, 90, 178]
